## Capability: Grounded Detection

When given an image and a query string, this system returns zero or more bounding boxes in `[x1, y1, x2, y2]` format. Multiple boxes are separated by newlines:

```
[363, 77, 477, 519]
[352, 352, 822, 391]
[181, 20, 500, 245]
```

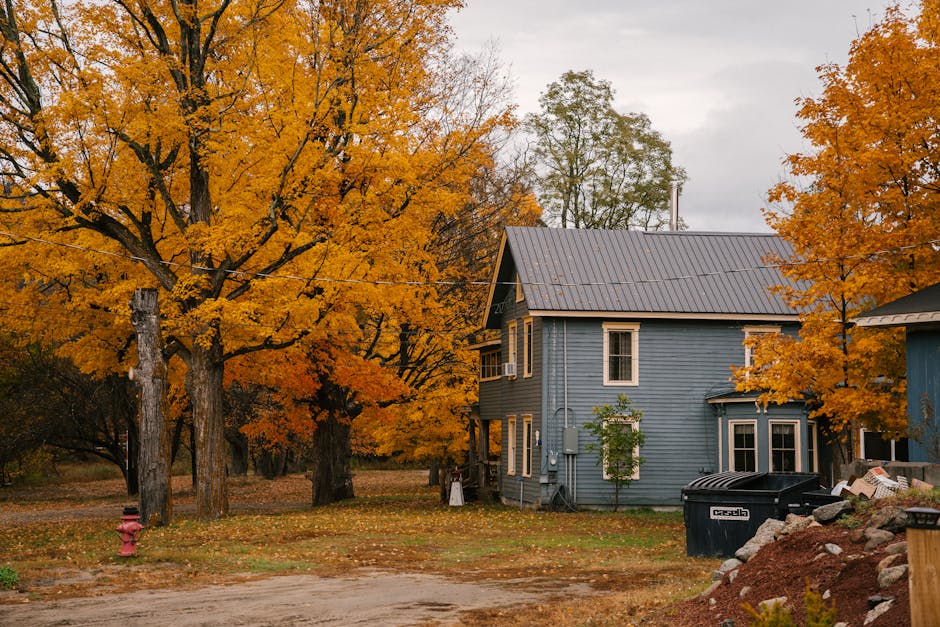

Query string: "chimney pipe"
[670, 183, 680, 231]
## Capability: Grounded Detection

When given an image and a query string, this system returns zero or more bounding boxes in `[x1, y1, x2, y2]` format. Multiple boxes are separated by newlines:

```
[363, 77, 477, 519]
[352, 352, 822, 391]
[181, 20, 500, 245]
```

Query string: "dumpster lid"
[685, 471, 765, 490]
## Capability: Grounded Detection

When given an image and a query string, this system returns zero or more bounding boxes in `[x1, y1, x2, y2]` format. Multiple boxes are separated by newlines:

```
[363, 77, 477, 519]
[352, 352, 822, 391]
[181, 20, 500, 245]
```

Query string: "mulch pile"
[643, 510, 913, 626]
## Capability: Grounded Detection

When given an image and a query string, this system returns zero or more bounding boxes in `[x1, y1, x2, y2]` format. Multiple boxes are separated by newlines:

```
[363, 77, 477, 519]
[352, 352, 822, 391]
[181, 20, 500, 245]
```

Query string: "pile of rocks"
[700, 499, 911, 626]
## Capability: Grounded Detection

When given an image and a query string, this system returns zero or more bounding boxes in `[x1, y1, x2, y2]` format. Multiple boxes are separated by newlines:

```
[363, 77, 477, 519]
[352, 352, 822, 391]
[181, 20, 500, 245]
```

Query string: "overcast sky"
[447, 1, 897, 232]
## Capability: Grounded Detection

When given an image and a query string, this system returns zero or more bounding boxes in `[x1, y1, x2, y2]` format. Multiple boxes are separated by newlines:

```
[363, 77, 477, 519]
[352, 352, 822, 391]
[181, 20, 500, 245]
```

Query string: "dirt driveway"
[0, 570, 591, 626]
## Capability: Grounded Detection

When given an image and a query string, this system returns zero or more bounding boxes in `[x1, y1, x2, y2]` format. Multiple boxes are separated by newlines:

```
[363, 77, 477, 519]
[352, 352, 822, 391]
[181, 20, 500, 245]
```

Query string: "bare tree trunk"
[308, 413, 354, 506]
[226, 427, 250, 476]
[255, 448, 287, 480]
[188, 340, 228, 518]
[130, 288, 172, 527]
[428, 458, 440, 487]
[125, 419, 140, 496]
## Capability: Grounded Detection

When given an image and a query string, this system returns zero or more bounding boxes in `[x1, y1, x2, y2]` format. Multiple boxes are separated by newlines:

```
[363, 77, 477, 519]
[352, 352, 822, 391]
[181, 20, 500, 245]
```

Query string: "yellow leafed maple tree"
[0, 0, 534, 516]
[738, 1, 940, 464]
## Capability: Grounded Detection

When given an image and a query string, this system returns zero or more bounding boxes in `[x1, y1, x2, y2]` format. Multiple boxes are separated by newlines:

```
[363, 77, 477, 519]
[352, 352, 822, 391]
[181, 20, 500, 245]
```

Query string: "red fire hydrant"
[116, 506, 143, 557]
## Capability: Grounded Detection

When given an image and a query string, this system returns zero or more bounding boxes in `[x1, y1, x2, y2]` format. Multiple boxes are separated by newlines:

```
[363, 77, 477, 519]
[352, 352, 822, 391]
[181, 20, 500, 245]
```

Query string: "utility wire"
[2, 228, 938, 290]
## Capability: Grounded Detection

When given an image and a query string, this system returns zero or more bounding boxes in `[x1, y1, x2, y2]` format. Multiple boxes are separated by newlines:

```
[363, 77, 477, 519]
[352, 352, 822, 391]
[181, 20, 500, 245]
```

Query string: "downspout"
[564, 320, 574, 502]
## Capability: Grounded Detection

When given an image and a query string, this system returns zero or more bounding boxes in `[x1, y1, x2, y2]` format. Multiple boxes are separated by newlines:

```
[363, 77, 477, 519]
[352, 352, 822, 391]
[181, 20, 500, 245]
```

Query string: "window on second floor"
[507, 320, 518, 378]
[480, 348, 502, 381]
[603, 322, 639, 386]
[743, 325, 781, 368]
[523, 318, 533, 378]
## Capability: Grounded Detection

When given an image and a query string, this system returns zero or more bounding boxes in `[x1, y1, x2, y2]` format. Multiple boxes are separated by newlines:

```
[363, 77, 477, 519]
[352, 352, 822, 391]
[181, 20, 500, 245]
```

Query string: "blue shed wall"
[906, 328, 940, 463]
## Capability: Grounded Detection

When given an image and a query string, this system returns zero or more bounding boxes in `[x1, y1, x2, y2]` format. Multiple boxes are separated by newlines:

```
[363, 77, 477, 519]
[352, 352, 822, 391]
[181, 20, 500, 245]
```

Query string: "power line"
[3, 227, 939, 290]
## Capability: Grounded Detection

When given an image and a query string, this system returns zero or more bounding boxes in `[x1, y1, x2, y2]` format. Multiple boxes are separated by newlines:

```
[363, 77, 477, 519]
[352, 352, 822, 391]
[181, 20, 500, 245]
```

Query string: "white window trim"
[522, 415, 533, 477]
[807, 421, 818, 473]
[717, 414, 724, 472]
[743, 325, 781, 368]
[601, 417, 641, 481]
[507, 415, 516, 475]
[523, 317, 533, 378]
[602, 322, 639, 386]
[729, 419, 758, 472]
[768, 420, 801, 472]
[507, 320, 518, 379]
[859, 428, 906, 461]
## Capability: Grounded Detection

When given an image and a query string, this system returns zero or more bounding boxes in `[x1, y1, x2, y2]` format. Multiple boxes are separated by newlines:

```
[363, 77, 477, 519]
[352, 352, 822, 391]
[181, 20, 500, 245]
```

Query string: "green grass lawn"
[0, 467, 715, 623]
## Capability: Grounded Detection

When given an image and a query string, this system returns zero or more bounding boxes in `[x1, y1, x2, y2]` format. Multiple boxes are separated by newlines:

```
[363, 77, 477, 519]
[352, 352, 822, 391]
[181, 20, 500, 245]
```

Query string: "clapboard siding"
[529, 317, 805, 507]
[495, 296, 543, 505]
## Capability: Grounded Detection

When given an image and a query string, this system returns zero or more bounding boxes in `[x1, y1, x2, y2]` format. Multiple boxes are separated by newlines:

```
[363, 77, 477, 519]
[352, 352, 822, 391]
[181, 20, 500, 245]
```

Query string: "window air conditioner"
[502, 362, 516, 377]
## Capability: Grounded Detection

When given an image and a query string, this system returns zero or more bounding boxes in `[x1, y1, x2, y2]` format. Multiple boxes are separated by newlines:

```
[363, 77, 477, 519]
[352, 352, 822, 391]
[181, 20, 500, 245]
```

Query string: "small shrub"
[742, 598, 794, 626]
[0, 566, 18, 590]
[803, 582, 837, 627]
[743, 581, 837, 627]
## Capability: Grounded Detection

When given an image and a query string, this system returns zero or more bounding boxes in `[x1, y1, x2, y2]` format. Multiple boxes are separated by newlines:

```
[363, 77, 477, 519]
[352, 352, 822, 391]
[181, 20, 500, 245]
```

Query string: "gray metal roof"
[486, 227, 801, 326]
[854, 282, 940, 327]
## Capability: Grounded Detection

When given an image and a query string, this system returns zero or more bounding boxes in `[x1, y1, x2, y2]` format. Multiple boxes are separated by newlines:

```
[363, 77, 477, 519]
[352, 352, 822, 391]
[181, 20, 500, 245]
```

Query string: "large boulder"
[735, 518, 785, 562]
[813, 500, 854, 524]
[863, 528, 895, 551]
[867, 506, 908, 533]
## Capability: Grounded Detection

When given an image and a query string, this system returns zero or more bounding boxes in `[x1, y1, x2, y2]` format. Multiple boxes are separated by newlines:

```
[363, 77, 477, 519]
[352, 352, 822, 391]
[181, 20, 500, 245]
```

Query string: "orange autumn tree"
[737, 2, 940, 465]
[0, 0, 518, 517]
[354, 101, 541, 474]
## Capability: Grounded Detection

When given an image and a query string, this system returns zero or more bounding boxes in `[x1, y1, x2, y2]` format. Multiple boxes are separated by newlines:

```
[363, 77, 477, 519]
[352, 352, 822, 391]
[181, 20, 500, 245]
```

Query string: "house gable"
[478, 226, 810, 509]
[486, 227, 802, 323]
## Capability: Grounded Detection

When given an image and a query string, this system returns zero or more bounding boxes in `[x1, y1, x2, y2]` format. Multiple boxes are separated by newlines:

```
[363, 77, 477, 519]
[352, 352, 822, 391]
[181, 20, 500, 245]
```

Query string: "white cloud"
[448, 0, 896, 232]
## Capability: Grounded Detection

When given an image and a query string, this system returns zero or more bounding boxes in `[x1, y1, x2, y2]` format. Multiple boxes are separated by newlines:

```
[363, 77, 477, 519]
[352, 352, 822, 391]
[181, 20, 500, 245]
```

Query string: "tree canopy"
[0, 0, 537, 515]
[525, 70, 686, 230]
[738, 1, 940, 461]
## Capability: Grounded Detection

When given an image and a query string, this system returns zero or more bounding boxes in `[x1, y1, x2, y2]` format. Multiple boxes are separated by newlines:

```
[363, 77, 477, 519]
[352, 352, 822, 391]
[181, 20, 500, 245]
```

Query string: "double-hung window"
[807, 421, 818, 473]
[480, 348, 502, 381]
[507, 415, 516, 475]
[522, 415, 533, 477]
[603, 322, 639, 386]
[601, 418, 641, 481]
[523, 318, 533, 378]
[743, 325, 780, 369]
[507, 320, 518, 378]
[769, 421, 799, 472]
[730, 421, 757, 472]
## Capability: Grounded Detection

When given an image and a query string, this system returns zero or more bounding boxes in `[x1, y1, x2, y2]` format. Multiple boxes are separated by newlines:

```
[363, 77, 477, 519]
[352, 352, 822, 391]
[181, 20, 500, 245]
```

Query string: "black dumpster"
[682, 471, 821, 558]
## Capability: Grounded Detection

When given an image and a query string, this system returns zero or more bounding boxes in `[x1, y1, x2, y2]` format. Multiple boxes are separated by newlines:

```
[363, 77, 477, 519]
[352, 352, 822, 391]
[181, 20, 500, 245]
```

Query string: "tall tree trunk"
[255, 448, 286, 480]
[188, 340, 228, 519]
[428, 458, 440, 487]
[308, 413, 354, 506]
[125, 419, 140, 496]
[226, 427, 250, 476]
[131, 289, 172, 526]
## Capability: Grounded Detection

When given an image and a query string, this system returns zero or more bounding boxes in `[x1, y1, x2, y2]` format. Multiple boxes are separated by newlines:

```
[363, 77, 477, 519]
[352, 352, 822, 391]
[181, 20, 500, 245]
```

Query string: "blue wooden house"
[855, 282, 940, 463]
[477, 226, 819, 509]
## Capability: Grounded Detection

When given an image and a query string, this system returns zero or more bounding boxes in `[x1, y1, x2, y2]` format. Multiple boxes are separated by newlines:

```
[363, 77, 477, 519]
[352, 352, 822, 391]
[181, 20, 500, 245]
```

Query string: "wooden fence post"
[906, 507, 940, 627]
